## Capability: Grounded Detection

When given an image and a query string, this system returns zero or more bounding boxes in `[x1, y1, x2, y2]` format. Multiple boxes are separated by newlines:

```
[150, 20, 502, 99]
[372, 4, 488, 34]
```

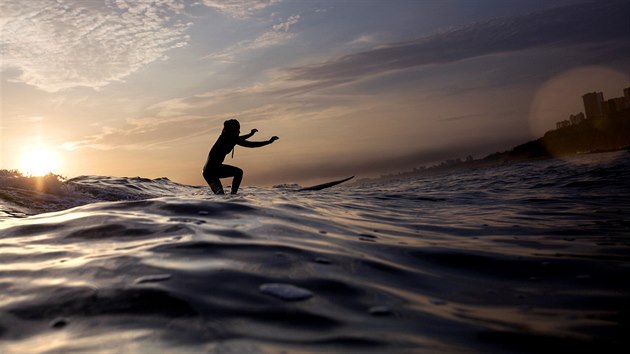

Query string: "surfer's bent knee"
[210, 180, 224, 194]
[202, 170, 224, 194]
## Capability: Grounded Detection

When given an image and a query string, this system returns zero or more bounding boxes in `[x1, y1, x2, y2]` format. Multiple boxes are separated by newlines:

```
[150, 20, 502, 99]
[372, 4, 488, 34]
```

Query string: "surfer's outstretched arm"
[238, 136, 278, 148]
[239, 129, 258, 140]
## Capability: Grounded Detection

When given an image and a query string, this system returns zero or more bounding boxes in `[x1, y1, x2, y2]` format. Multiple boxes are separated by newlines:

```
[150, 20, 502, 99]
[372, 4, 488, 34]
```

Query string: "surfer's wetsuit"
[203, 120, 277, 194]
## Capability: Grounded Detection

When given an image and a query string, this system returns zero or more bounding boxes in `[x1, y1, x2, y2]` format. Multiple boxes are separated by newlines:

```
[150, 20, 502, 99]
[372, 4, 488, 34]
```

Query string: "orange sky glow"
[1, 0, 629, 186]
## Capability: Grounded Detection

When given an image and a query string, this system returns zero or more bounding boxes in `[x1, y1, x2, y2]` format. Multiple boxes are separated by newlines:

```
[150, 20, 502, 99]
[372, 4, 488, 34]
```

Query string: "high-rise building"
[602, 99, 618, 116]
[603, 97, 628, 116]
[582, 92, 604, 119]
[613, 97, 626, 111]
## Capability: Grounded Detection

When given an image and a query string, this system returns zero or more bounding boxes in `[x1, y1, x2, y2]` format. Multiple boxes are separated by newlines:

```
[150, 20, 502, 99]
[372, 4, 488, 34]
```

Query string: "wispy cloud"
[284, 1, 630, 87]
[61, 114, 211, 151]
[348, 34, 376, 46]
[61, 90, 360, 152]
[1, 0, 191, 92]
[272, 14, 299, 32]
[204, 14, 300, 63]
[201, 0, 279, 19]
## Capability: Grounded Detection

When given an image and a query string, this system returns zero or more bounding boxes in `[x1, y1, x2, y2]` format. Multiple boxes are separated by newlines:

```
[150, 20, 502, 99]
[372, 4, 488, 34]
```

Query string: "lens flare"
[528, 66, 630, 162]
[528, 66, 629, 138]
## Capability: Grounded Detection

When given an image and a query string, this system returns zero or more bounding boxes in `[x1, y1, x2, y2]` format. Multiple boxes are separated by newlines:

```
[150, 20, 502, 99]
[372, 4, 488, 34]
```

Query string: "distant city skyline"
[1, 0, 629, 185]
[555, 87, 630, 129]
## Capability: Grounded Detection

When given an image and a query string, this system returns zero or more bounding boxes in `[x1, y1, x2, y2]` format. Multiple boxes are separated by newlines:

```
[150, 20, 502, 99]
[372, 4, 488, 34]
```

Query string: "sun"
[19, 148, 60, 176]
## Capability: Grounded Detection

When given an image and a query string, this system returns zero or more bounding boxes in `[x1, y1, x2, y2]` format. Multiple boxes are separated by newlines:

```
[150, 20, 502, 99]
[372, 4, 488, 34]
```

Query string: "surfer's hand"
[251, 129, 258, 134]
[270, 136, 279, 142]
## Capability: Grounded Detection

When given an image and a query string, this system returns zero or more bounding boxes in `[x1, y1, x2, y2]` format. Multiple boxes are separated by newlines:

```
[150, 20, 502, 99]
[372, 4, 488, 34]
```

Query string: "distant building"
[555, 88, 629, 131]
[556, 120, 571, 129]
[582, 92, 604, 119]
[603, 97, 627, 116]
[602, 99, 617, 116]
[569, 112, 585, 125]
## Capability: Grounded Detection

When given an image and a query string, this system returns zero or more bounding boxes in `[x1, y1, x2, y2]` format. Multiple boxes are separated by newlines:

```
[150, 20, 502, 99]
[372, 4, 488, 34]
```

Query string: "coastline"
[375, 109, 630, 181]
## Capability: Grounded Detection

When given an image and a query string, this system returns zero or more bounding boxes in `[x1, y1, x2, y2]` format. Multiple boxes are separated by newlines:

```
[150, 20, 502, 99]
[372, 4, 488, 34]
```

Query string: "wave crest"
[0, 170, 202, 217]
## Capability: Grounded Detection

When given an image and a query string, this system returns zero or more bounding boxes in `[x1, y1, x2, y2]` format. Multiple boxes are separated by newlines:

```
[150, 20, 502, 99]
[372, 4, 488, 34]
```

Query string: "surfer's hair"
[223, 119, 240, 133]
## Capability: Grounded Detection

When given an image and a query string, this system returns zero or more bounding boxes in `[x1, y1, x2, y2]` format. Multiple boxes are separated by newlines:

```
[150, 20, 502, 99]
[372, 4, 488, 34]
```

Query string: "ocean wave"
[0, 171, 204, 218]
[1, 152, 629, 352]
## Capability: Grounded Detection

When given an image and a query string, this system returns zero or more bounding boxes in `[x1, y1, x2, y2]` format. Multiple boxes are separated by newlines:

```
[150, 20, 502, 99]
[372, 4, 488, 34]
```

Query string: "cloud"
[272, 14, 299, 32]
[0, 0, 191, 92]
[61, 114, 212, 151]
[201, 0, 279, 19]
[61, 91, 360, 152]
[284, 1, 630, 86]
[436, 113, 486, 123]
[349, 35, 376, 46]
[204, 14, 300, 62]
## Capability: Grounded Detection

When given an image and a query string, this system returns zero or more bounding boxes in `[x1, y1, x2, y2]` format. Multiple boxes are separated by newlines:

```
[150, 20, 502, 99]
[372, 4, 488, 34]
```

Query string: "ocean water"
[1, 151, 629, 353]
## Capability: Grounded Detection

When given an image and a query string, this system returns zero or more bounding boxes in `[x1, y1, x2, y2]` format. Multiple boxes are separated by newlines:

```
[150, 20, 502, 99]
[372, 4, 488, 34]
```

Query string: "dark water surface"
[1, 151, 629, 353]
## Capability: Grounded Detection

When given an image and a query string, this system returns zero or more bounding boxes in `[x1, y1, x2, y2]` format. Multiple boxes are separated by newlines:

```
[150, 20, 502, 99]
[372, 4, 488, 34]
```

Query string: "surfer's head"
[223, 119, 240, 135]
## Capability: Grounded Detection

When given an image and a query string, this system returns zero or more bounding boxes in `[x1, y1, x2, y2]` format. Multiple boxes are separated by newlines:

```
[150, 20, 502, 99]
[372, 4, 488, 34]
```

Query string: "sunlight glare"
[19, 148, 60, 176]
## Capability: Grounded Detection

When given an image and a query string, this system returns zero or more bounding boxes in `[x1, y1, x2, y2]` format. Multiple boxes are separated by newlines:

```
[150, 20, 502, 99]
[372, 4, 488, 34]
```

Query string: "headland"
[380, 87, 630, 180]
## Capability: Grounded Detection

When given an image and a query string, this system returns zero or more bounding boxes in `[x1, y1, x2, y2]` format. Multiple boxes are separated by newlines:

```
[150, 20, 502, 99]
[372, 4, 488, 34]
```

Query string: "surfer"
[203, 119, 278, 194]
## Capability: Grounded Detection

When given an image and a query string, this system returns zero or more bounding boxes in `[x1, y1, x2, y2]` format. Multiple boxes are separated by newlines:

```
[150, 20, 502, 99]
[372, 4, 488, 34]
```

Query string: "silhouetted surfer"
[203, 119, 278, 194]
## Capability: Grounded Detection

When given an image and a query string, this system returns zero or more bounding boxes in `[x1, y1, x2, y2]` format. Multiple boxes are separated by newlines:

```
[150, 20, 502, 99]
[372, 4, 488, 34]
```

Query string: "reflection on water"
[1, 151, 629, 353]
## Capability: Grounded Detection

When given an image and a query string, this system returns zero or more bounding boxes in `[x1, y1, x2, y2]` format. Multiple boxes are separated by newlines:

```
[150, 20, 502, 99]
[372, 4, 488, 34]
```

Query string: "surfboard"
[298, 176, 354, 191]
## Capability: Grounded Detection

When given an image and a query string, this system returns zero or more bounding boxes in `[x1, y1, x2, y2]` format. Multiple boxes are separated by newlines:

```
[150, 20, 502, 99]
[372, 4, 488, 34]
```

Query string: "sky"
[1, 0, 629, 186]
